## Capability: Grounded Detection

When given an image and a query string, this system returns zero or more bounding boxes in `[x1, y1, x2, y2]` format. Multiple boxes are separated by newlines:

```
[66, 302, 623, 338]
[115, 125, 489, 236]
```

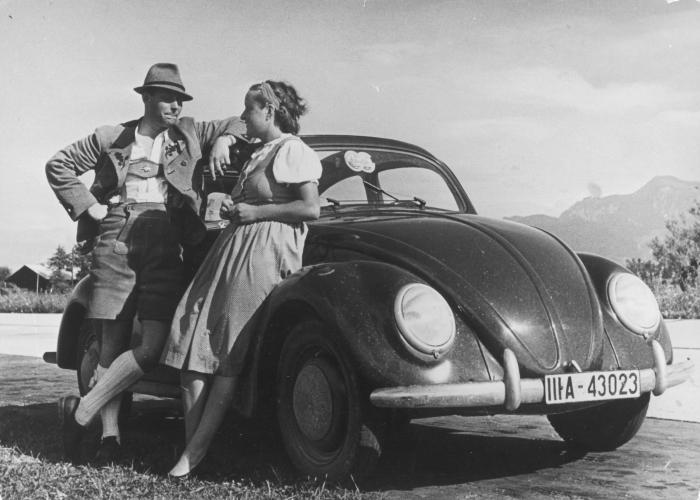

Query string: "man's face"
[143, 89, 183, 127]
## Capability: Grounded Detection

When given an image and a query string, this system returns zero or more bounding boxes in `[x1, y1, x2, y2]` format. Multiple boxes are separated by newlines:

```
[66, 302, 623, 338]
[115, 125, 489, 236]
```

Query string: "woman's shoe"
[167, 472, 191, 483]
[167, 457, 203, 481]
[167, 466, 200, 482]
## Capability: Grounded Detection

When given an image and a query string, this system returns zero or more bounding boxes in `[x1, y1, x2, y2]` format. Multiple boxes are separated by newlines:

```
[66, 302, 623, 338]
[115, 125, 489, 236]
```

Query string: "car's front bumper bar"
[369, 340, 694, 410]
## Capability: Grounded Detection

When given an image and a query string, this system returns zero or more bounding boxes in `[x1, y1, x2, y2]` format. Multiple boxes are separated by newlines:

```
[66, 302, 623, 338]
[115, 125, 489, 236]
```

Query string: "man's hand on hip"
[87, 203, 108, 221]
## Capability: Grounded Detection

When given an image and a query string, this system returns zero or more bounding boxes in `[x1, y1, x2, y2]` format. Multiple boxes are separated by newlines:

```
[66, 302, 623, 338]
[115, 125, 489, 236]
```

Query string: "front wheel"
[76, 320, 100, 396]
[276, 319, 382, 483]
[547, 393, 650, 451]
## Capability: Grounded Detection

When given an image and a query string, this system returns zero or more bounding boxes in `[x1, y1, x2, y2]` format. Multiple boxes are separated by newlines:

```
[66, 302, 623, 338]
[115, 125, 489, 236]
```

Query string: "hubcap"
[80, 337, 99, 392]
[293, 361, 334, 441]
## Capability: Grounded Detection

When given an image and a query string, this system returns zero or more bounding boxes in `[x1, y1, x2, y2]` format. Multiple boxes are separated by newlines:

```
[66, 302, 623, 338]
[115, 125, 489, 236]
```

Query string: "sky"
[1, 0, 700, 271]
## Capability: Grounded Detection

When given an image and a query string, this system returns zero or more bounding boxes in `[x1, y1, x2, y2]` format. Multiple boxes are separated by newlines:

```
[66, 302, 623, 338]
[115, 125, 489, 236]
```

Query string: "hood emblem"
[567, 360, 582, 373]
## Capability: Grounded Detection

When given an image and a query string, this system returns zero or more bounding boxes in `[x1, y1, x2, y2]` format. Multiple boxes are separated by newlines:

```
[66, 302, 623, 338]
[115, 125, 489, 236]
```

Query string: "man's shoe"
[57, 396, 84, 464]
[94, 436, 121, 465]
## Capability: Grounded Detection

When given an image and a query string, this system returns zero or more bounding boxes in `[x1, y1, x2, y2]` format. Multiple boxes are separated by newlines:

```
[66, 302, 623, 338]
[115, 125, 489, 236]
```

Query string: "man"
[46, 63, 245, 464]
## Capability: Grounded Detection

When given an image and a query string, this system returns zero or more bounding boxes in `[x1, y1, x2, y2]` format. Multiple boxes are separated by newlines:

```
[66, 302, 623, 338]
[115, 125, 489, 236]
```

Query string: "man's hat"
[134, 63, 193, 101]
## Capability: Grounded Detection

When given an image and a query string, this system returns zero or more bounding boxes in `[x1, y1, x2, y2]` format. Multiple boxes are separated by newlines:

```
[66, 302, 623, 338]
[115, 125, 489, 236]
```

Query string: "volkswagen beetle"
[45, 135, 694, 482]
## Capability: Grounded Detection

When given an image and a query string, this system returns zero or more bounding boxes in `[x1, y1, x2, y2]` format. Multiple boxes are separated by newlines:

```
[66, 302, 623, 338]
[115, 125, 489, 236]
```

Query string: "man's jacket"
[46, 116, 245, 244]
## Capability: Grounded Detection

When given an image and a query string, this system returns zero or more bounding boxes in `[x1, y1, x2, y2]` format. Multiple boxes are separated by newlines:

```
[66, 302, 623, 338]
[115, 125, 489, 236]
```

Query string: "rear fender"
[55, 276, 144, 369]
[577, 253, 672, 369]
[56, 276, 93, 369]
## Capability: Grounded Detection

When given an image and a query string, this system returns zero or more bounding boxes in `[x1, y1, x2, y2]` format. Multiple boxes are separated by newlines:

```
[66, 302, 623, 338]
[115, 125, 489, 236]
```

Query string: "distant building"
[5, 264, 69, 292]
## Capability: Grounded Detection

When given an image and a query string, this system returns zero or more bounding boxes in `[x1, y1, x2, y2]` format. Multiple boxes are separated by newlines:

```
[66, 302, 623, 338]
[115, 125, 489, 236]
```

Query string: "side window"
[321, 175, 367, 204]
[378, 167, 458, 210]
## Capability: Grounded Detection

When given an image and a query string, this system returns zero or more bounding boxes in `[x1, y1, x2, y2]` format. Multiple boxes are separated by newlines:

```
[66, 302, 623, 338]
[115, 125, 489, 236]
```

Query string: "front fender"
[577, 252, 673, 370]
[56, 275, 93, 369]
[264, 261, 421, 388]
[235, 260, 495, 418]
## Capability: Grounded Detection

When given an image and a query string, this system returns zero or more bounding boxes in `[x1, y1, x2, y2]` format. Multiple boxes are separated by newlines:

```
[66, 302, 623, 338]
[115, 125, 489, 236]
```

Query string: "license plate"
[544, 370, 641, 404]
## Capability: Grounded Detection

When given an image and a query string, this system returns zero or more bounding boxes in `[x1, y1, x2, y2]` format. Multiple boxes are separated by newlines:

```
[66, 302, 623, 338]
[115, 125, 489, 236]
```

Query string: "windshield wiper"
[363, 180, 398, 202]
[363, 180, 426, 209]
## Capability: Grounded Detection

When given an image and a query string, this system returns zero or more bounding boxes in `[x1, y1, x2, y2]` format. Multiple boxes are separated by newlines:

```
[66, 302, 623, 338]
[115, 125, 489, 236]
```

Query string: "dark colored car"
[45, 135, 693, 481]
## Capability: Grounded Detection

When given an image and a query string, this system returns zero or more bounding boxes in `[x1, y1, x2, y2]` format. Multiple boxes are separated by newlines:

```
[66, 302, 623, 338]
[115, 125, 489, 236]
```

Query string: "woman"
[160, 80, 322, 478]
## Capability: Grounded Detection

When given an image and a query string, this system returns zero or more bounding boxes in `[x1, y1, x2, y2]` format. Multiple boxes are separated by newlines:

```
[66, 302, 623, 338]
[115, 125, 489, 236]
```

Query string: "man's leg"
[93, 320, 131, 461]
[74, 320, 169, 426]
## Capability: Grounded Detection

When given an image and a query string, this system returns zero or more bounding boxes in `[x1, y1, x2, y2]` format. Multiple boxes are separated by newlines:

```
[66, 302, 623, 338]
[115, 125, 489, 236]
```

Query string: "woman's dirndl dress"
[160, 134, 322, 376]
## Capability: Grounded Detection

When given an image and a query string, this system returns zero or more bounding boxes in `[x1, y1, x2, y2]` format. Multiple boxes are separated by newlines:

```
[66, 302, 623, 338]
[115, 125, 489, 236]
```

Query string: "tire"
[276, 319, 382, 484]
[76, 320, 99, 396]
[75, 320, 132, 423]
[547, 393, 650, 451]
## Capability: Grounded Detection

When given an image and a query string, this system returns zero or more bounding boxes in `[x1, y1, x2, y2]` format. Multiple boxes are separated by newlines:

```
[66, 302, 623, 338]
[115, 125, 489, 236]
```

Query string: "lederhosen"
[87, 156, 185, 321]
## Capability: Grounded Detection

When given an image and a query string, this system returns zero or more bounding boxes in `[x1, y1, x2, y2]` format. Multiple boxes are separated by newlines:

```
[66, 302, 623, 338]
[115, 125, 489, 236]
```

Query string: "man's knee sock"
[75, 351, 143, 427]
[94, 365, 122, 442]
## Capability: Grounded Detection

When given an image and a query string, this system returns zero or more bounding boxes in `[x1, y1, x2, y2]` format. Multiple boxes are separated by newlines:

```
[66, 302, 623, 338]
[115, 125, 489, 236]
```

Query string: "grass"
[0, 289, 68, 313]
[0, 355, 382, 500]
[0, 403, 377, 500]
[0, 448, 370, 500]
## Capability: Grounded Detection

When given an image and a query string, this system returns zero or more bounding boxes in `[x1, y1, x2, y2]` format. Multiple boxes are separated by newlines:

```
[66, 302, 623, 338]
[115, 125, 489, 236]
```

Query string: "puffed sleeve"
[272, 139, 322, 184]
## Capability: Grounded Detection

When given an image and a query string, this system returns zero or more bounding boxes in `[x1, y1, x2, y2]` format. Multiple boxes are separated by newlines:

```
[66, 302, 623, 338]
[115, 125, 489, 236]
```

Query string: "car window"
[316, 148, 461, 211]
[321, 175, 367, 205]
[377, 167, 459, 211]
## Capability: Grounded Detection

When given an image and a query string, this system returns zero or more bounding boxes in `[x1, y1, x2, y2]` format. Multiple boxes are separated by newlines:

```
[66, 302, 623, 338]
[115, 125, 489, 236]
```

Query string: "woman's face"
[240, 91, 270, 139]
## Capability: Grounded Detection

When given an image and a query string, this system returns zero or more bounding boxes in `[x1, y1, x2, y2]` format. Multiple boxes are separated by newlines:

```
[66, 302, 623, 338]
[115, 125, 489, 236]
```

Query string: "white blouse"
[245, 134, 322, 184]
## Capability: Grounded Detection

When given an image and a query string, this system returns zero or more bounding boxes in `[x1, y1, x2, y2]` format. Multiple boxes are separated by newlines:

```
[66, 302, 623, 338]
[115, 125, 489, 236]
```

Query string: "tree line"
[44, 245, 94, 292]
[626, 200, 700, 292]
[0, 245, 93, 293]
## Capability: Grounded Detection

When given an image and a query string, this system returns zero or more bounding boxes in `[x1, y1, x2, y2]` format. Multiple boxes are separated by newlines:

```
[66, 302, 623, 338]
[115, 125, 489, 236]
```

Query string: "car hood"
[311, 212, 605, 374]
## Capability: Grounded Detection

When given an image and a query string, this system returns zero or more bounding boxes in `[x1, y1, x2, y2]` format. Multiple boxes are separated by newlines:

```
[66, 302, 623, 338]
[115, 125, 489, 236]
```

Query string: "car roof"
[299, 135, 440, 163]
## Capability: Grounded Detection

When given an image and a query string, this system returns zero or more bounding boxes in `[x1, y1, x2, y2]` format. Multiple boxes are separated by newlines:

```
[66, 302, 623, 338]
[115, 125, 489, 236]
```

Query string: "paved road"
[374, 414, 700, 500]
[0, 313, 61, 358]
[649, 320, 700, 423]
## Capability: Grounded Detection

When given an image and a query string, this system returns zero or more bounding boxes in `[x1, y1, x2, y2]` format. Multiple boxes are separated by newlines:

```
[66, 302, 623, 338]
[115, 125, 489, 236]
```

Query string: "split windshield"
[317, 148, 460, 211]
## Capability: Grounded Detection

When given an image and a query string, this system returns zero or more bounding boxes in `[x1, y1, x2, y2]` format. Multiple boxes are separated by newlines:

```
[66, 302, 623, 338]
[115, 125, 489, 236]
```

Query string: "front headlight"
[607, 272, 661, 335]
[394, 283, 456, 358]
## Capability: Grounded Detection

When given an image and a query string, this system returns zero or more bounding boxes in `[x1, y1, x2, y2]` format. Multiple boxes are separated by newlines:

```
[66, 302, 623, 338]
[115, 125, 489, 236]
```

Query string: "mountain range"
[506, 176, 700, 265]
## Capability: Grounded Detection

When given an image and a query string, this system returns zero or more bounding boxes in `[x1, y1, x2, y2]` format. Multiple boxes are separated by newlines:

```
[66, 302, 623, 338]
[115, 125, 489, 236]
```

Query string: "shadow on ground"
[366, 418, 585, 491]
[0, 395, 586, 491]
[0, 399, 297, 483]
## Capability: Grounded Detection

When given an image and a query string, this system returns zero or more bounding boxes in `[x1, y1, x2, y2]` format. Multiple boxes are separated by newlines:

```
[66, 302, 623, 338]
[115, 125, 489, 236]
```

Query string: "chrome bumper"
[370, 340, 695, 410]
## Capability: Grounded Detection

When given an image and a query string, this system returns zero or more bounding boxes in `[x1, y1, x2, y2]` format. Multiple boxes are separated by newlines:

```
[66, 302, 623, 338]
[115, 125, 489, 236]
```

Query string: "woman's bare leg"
[168, 374, 237, 477]
[180, 371, 210, 444]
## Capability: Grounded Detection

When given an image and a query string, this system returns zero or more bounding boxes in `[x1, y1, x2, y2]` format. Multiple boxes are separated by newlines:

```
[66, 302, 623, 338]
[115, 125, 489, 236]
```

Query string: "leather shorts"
[86, 202, 185, 322]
